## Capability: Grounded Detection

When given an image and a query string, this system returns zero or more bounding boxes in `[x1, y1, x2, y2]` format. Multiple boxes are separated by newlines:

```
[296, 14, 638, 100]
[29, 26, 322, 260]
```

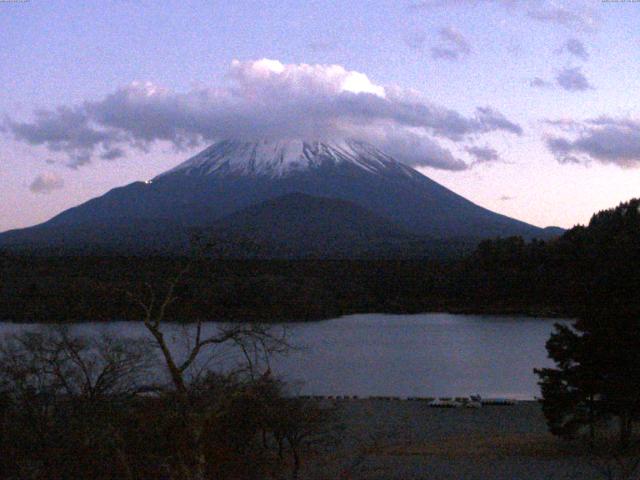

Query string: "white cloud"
[5, 59, 522, 171]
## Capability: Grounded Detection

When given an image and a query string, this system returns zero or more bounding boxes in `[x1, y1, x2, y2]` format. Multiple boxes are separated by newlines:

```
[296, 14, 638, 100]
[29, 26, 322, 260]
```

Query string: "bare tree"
[122, 240, 290, 480]
[0, 326, 153, 479]
[125, 248, 289, 395]
[0, 326, 151, 401]
[275, 398, 338, 480]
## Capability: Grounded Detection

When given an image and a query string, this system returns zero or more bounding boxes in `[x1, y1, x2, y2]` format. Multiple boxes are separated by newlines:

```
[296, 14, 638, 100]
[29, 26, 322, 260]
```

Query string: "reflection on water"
[0, 313, 571, 399]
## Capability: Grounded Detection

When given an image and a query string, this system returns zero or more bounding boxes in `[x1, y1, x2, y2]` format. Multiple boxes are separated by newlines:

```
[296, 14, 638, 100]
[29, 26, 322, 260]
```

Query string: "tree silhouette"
[536, 199, 640, 449]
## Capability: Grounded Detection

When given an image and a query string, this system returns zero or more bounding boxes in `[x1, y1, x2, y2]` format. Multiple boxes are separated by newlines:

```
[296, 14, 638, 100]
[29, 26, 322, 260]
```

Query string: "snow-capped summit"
[157, 139, 419, 179]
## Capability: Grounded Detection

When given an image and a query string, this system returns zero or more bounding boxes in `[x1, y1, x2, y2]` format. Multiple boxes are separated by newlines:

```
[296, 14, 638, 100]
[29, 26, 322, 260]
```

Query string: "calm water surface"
[0, 313, 571, 399]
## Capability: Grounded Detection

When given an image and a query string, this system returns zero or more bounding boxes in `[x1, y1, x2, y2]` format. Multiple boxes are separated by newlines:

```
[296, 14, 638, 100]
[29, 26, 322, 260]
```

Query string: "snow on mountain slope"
[157, 139, 420, 179]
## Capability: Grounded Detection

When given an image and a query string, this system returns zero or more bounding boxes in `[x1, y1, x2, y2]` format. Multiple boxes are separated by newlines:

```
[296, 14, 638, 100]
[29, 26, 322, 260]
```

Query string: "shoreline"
[329, 399, 602, 480]
[0, 308, 575, 324]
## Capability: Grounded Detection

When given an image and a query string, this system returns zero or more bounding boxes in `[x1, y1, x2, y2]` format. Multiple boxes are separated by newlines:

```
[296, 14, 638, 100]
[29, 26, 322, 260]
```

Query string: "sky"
[2, 0, 640, 232]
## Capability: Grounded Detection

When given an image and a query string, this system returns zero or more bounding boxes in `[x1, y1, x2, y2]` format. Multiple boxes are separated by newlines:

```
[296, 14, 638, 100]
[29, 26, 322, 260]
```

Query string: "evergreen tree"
[536, 199, 640, 448]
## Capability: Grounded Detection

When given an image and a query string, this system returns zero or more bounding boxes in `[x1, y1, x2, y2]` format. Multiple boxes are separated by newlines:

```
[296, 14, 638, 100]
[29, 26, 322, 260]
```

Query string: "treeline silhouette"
[1, 198, 638, 322]
[533, 199, 640, 462]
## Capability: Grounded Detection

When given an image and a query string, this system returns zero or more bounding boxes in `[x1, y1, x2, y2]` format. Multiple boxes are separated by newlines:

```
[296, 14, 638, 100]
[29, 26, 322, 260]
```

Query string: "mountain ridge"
[0, 139, 562, 256]
[209, 192, 437, 259]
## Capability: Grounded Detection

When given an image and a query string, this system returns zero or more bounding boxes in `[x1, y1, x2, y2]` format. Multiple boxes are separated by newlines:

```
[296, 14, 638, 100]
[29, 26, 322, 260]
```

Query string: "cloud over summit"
[5, 59, 522, 171]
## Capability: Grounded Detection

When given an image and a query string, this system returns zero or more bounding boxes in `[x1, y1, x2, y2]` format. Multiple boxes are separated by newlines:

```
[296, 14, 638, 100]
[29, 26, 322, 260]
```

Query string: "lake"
[0, 313, 571, 399]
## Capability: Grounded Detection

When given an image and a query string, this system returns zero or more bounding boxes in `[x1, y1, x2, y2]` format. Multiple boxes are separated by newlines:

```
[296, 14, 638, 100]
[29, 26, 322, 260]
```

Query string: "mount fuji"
[0, 139, 560, 256]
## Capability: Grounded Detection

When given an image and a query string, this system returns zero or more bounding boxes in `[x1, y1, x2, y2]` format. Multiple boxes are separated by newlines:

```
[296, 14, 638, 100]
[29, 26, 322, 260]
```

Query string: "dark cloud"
[5, 60, 521, 171]
[430, 47, 461, 61]
[7, 106, 123, 168]
[29, 173, 65, 194]
[100, 147, 126, 160]
[475, 107, 523, 135]
[546, 117, 640, 167]
[373, 129, 469, 171]
[530, 77, 553, 89]
[408, 0, 516, 9]
[526, 3, 597, 31]
[68, 152, 93, 169]
[439, 27, 471, 53]
[466, 145, 500, 163]
[562, 38, 589, 60]
[9, 107, 116, 151]
[408, 1, 598, 31]
[431, 27, 471, 61]
[556, 66, 593, 91]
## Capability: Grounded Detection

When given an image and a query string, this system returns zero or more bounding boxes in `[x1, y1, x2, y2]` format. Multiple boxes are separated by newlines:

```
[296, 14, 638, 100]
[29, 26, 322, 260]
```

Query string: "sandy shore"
[321, 399, 604, 480]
